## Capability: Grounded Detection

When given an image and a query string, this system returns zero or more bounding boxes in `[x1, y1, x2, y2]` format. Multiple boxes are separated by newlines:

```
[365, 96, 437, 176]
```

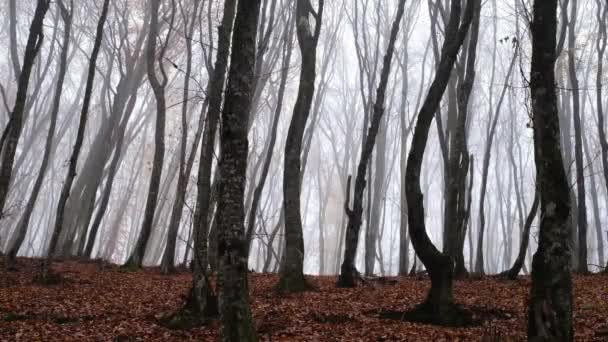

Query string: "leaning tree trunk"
[124, 0, 174, 268]
[527, 1, 573, 340]
[215, 0, 261, 340]
[42, 0, 109, 282]
[5, 0, 72, 270]
[403, 0, 476, 325]
[337, 0, 406, 288]
[0, 0, 50, 222]
[161, 0, 202, 275]
[277, 0, 324, 293]
[501, 191, 539, 280]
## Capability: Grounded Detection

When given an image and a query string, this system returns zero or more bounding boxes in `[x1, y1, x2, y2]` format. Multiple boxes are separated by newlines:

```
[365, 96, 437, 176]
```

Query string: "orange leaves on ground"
[0, 259, 607, 341]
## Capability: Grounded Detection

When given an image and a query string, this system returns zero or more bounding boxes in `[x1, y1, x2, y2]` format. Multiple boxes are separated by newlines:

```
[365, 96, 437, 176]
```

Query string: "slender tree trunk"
[565, 0, 588, 273]
[161, 0, 202, 274]
[475, 39, 518, 275]
[125, 0, 174, 268]
[5, 0, 72, 270]
[337, 0, 406, 288]
[246, 10, 295, 255]
[444, 0, 480, 279]
[182, 0, 237, 325]
[502, 191, 539, 279]
[594, 0, 608, 270]
[277, 0, 325, 293]
[42, 0, 109, 281]
[0, 0, 50, 222]
[527, 1, 573, 339]
[403, 0, 476, 324]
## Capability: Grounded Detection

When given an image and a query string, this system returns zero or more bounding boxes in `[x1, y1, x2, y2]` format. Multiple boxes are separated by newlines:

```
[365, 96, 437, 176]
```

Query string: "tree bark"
[0, 0, 50, 223]
[216, 0, 261, 340]
[444, 0, 480, 279]
[403, 0, 475, 325]
[527, 1, 573, 339]
[277, 0, 325, 293]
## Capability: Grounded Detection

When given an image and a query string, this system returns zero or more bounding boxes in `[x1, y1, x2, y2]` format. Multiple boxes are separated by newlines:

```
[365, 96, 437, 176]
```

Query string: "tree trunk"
[565, 0, 588, 274]
[527, 1, 573, 339]
[403, 0, 476, 325]
[0, 0, 50, 222]
[42, 0, 109, 281]
[594, 0, 608, 270]
[124, 0, 174, 268]
[5, 0, 71, 270]
[502, 191, 539, 279]
[161, 0, 202, 275]
[216, 0, 261, 340]
[277, 0, 325, 293]
[444, 0, 480, 279]
[337, 0, 406, 288]
[245, 10, 295, 255]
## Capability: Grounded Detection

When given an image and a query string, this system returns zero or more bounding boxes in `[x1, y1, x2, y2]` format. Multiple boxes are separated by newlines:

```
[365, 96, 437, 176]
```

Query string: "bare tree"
[337, 0, 406, 288]
[277, 0, 324, 293]
[527, 0, 573, 339]
[0, 0, 50, 223]
[161, 0, 202, 274]
[124, 0, 176, 268]
[5, 0, 73, 270]
[403, 0, 475, 324]
[42, 0, 110, 281]
[215, 0, 261, 339]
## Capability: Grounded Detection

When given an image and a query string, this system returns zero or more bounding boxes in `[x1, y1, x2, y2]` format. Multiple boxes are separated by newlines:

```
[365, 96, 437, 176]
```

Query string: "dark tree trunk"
[5, 0, 71, 270]
[215, 0, 261, 340]
[184, 0, 237, 323]
[124, 0, 174, 268]
[337, 0, 406, 288]
[444, 0, 480, 279]
[42, 0, 109, 281]
[403, 0, 476, 325]
[527, 1, 573, 340]
[0, 0, 50, 222]
[277, 0, 325, 293]
[502, 191, 540, 280]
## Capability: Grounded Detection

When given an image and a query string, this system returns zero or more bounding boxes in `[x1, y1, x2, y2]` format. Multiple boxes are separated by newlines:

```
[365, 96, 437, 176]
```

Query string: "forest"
[0, 0, 607, 340]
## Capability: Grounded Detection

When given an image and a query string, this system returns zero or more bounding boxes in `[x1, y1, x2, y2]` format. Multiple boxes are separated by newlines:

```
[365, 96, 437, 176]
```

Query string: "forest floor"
[0, 258, 607, 341]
